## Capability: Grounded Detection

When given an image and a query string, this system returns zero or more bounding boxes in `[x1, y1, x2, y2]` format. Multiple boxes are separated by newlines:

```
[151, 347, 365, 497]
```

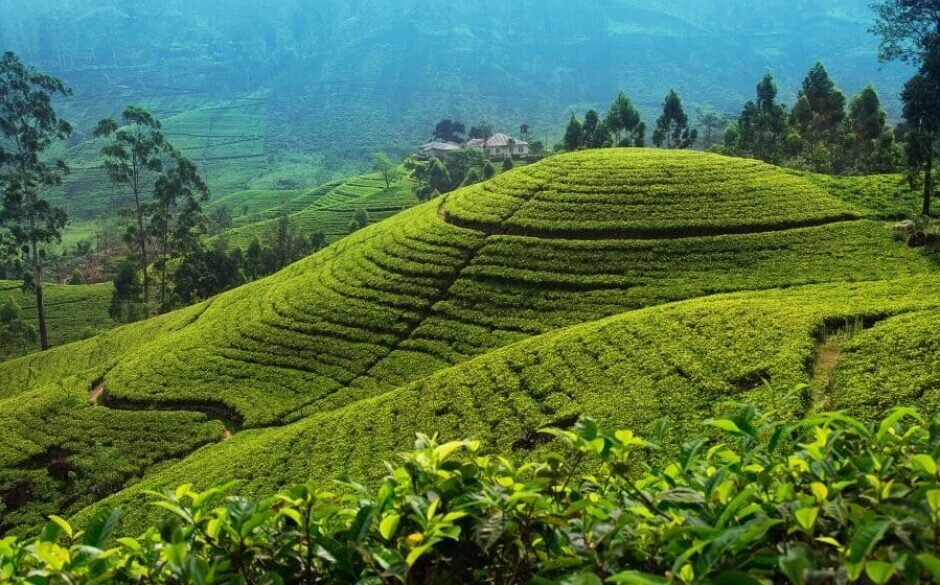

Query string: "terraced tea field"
[2, 149, 937, 534]
[218, 174, 419, 248]
[0, 280, 113, 356]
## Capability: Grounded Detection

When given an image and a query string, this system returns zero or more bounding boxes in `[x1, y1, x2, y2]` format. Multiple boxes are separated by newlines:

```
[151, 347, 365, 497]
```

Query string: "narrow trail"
[89, 383, 244, 436]
[808, 315, 890, 412]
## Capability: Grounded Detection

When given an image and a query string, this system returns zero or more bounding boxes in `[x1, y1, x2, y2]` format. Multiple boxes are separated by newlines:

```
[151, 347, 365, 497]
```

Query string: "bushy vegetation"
[9, 402, 940, 584]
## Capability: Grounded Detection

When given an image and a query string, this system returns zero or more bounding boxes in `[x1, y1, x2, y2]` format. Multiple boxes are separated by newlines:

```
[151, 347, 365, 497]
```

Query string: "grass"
[1, 148, 938, 535]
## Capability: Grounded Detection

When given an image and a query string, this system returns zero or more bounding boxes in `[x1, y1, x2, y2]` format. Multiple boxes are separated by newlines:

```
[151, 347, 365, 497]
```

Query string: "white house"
[418, 141, 462, 159]
[466, 133, 529, 159]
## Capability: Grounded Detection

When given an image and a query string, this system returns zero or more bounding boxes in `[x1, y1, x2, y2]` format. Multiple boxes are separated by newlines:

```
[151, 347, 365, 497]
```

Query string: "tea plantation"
[2, 148, 939, 537]
[0, 280, 113, 356]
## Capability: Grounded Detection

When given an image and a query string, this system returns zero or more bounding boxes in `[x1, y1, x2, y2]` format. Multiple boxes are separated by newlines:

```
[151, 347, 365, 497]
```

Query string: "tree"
[443, 148, 487, 190]
[606, 91, 641, 146]
[652, 89, 697, 149]
[502, 157, 514, 172]
[427, 158, 452, 197]
[310, 232, 326, 252]
[482, 160, 497, 180]
[469, 122, 493, 141]
[564, 114, 583, 151]
[901, 47, 940, 215]
[433, 119, 465, 143]
[460, 167, 482, 188]
[872, 1, 940, 212]
[632, 122, 646, 147]
[0, 52, 72, 351]
[871, 0, 940, 64]
[0, 296, 36, 355]
[173, 243, 244, 305]
[733, 73, 788, 163]
[372, 152, 397, 189]
[149, 153, 209, 307]
[847, 86, 899, 173]
[696, 108, 726, 149]
[791, 63, 846, 171]
[209, 205, 233, 235]
[94, 106, 166, 303]
[109, 260, 142, 323]
[519, 124, 530, 142]
[581, 109, 610, 149]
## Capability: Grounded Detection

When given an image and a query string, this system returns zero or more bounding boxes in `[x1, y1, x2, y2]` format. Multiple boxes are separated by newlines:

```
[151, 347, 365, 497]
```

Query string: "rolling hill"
[1, 148, 938, 534]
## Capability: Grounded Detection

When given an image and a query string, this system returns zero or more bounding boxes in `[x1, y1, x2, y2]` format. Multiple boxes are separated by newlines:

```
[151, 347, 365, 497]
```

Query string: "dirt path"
[89, 381, 239, 443]
[89, 383, 105, 405]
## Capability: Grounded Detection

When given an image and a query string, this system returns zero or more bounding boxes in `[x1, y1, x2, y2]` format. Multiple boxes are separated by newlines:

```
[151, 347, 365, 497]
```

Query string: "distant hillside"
[1, 149, 937, 533]
[0, 0, 913, 225]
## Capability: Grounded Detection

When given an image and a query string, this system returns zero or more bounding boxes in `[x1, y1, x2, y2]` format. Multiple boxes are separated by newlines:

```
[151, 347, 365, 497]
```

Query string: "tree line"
[0, 51, 334, 352]
[560, 0, 940, 215]
[563, 67, 898, 176]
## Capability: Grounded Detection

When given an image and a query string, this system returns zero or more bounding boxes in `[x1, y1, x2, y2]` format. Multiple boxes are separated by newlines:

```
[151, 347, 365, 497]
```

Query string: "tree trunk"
[924, 147, 934, 217]
[138, 206, 149, 303]
[34, 257, 49, 351]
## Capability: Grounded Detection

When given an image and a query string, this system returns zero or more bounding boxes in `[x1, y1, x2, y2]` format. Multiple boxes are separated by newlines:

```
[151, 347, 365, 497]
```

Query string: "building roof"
[485, 133, 523, 147]
[465, 134, 529, 148]
[420, 141, 462, 152]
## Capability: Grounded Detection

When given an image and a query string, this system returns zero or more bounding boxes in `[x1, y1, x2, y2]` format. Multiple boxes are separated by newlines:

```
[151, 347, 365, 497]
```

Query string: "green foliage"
[0, 51, 73, 351]
[0, 297, 36, 356]
[9, 404, 940, 583]
[731, 73, 789, 164]
[652, 90, 697, 149]
[372, 152, 397, 189]
[109, 262, 143, 323]
[94, 106, 168, 303]
[0, 280, 112, 355]
[564, 114, 583, 151]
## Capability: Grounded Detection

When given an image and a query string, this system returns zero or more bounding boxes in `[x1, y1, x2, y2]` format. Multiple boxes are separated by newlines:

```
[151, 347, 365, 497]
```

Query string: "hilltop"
[1, 148, 937, 533]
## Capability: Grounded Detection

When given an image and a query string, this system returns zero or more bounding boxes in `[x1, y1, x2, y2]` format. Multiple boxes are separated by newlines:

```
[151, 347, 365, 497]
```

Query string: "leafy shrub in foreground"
[6, 401, 940, 584]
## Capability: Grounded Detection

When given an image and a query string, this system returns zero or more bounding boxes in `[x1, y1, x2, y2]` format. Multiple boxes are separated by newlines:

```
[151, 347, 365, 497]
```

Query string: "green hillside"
[0, 280, 113, 356]
[0, 149, 936, 534]
[216, 173, 419, 248]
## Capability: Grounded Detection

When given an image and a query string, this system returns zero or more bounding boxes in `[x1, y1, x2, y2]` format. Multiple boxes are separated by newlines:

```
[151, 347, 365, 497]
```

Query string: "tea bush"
[444, 150, 864, 236]
[8, 402, 940, 584]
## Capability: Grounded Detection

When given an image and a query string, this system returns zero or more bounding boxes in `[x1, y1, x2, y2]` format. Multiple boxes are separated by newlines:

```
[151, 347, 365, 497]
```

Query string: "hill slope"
[0, 149, 936, 533]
